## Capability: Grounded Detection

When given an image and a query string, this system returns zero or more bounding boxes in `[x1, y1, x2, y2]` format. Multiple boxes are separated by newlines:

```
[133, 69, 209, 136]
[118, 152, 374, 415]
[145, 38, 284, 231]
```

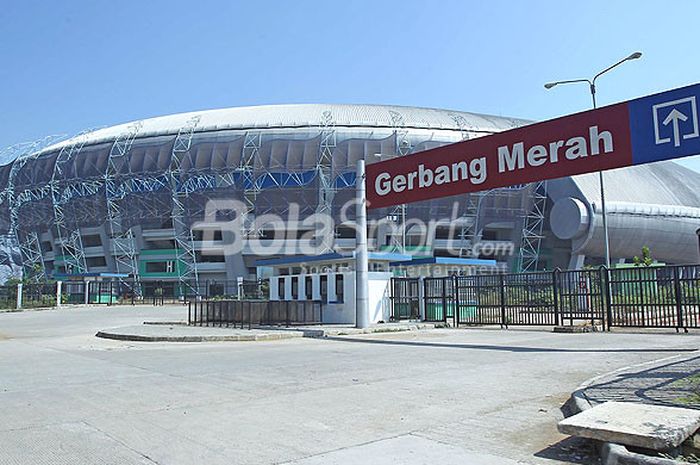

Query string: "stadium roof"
[37, 103, 531, 156]
[572, 160, 700, 206]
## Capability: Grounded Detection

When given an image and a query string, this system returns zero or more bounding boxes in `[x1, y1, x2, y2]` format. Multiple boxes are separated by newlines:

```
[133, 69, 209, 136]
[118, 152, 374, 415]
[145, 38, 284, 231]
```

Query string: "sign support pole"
[590, 89, 612, 268]
[355, 159, 369, 329]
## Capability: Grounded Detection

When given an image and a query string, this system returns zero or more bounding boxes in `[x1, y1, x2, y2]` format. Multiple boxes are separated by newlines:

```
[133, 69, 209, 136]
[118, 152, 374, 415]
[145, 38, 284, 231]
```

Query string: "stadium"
[0, 103, 699, 293]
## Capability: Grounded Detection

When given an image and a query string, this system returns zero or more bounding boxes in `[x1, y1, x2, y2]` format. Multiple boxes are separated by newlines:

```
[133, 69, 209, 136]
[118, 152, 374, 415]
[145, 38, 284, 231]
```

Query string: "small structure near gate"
[257, 252, 411, 324]
[390, 256, 499, 278]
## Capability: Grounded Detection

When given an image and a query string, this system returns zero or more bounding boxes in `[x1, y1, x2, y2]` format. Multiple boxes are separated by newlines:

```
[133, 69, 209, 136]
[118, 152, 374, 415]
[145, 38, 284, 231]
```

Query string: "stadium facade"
[0, 103, 699, 289]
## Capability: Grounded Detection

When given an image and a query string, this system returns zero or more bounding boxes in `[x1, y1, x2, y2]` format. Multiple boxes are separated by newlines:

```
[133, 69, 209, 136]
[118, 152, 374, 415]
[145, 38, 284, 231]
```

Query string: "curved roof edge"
[33, 103, 532, 157]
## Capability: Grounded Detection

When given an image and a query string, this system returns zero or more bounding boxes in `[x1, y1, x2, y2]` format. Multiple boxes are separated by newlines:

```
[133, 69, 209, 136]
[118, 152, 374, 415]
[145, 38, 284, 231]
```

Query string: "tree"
[633, 246, 654, 267]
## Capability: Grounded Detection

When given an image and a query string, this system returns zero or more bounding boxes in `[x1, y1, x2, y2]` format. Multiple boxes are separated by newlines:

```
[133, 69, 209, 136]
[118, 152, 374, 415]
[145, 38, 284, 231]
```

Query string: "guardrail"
[188, 299, 323, 328]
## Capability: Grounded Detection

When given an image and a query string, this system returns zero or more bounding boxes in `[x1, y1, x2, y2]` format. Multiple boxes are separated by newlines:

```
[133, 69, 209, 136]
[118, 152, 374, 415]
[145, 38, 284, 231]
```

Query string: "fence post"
[602, 266, 612, 331]
[248, 302, 253, 330]
[673, 266, 685, 331]
[453, 274, 460, 327]
[552, 269, 560, 327]
[441, 278, 448, 325]
[600, 266, 613, 331]
[286, 301, 291, 327]
[418, 277, 425, 322]
[56, 281, 63, 308]
[499, 273, 507, 329]
[16, 283, 22, 310]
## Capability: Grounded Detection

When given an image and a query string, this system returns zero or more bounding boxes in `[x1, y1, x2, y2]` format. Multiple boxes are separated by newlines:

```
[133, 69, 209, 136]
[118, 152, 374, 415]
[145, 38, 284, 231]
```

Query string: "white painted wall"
[266, 271, 392, 325]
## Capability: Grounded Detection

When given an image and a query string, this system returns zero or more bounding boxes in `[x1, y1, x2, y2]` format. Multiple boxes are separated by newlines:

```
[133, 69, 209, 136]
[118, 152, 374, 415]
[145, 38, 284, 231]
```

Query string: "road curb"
[95, 330, 302, 343]
[564, 352, 700, 465]
[94, 321, 436, 343]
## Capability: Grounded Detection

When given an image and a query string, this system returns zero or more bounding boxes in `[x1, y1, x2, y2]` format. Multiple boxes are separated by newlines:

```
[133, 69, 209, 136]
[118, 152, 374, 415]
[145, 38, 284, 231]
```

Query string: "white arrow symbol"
[662, 108, 689, 147]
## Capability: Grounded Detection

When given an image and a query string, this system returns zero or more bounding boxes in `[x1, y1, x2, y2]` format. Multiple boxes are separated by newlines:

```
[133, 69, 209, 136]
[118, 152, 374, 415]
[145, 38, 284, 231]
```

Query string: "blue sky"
[1, 0, 699, 172]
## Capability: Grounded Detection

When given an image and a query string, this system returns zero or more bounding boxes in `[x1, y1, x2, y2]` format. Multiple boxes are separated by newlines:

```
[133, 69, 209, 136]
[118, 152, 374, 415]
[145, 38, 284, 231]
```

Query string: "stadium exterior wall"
[0, 103, 698, 285]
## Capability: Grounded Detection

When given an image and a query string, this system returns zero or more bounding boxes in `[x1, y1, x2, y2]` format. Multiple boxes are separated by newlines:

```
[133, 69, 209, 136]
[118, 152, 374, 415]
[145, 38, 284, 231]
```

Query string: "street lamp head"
[627, 51, 643, 60]
[544, 82, 558, 89]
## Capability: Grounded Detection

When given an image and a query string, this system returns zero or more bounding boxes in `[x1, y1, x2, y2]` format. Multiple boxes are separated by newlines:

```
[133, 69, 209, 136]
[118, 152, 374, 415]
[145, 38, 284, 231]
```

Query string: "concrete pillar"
[284, 277, 292, 301]
[16, 283, 22, 310]
[327, 274, 336, 303]
[269, 276, 278, 301]
[56, 281, 63, 307]
[298, 274, 307, 301]
[568, 254, 585, 270]
[312, 275, 321, 301]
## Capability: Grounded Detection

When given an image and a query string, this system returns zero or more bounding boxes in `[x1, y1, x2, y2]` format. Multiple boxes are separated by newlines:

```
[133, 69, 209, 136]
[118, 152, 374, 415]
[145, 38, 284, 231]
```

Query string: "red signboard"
[366, 103, 633, 209]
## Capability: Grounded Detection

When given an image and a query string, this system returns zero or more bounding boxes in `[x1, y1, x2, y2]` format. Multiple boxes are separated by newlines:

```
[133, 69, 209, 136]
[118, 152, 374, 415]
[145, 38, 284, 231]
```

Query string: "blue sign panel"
[629, 83, 700, 165]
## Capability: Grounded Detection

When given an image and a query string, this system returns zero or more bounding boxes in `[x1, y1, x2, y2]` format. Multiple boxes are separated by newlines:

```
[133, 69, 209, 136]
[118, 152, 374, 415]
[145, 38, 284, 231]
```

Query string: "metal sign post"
[355, 159, 369, 329]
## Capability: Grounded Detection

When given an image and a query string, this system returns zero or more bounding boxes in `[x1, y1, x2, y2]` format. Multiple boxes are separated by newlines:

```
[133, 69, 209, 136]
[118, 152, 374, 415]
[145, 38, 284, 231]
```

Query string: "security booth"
[256, 252, 411, 324]
[390, 257, 499, 278]
[53, 272, 132, 304]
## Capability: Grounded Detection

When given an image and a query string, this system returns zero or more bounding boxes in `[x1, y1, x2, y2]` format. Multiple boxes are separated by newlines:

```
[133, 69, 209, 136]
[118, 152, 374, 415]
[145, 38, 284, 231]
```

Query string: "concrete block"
[558, 401, 700, 450]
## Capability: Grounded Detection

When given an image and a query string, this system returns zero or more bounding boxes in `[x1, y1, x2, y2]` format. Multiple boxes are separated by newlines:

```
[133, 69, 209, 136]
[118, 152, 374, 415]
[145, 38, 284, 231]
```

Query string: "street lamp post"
[544, 51, 642, 268]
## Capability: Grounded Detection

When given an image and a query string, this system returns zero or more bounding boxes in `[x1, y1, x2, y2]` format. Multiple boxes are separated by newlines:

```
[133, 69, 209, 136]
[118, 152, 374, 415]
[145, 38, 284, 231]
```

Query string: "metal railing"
[188, 299, 323, 328]
[21, 282, 59, 308]
[392, 264, 700, 331]
[607, 265, 700, 329]
[390, 278, 420, 320]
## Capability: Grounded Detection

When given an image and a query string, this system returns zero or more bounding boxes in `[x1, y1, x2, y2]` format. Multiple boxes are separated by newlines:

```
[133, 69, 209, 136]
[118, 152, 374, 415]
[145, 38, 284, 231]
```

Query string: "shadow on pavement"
[534, 436, 598, 465]
[324, 336, 699, 354]
[581, 355, 700, 409]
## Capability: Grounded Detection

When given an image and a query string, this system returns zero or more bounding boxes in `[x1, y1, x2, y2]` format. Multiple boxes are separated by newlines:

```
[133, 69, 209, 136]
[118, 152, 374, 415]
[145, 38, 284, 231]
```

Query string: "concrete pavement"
[1, 304, 699, 465]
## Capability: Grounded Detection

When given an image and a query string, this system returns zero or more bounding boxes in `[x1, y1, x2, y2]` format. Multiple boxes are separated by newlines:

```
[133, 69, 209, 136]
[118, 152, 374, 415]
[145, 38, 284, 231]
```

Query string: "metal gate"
[557, 269, 606, 326]
[423, 277, 454, 322]
[453, 273, 558, 327]
[390, 278, 420, 320]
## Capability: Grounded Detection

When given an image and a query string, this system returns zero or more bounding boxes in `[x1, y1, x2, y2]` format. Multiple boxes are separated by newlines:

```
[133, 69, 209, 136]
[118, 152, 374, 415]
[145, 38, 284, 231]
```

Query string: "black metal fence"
[188, 299, 323, 328]
[151, 279, 266, 304]
[0, 278, 266, 310]
[0, 285, 17, 309]
[391, 278, 420, 320]
[607, 265, 700, 329]
[22, 283, 59, 308]
[391, 264, 700, 331]
[61, 279, 266, 306]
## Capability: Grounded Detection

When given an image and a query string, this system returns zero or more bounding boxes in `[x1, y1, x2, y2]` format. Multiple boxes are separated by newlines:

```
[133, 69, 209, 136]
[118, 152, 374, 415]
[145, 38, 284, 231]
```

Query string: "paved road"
[1, 305, 699, 465]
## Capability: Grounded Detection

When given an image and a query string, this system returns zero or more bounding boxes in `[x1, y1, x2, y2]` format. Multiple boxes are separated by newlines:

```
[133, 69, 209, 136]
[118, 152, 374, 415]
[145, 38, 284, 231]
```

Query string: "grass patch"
[670, 373, 700, 406]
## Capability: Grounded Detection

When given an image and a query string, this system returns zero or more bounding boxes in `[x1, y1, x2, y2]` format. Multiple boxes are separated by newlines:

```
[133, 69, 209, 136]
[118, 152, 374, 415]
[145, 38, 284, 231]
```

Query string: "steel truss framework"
[454, 183, 546, 271]
[168, 116, 201, 295]
[1, 136, 67, 281]
[105, 122, 143, 295]
[315, 110, 336, 253]
[518, 181, 548, 272]
[0, 110, 549, 284]
[50, 131, 93, 275]
[240, 131, 262, 237]
[387, 110, 411, 253]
